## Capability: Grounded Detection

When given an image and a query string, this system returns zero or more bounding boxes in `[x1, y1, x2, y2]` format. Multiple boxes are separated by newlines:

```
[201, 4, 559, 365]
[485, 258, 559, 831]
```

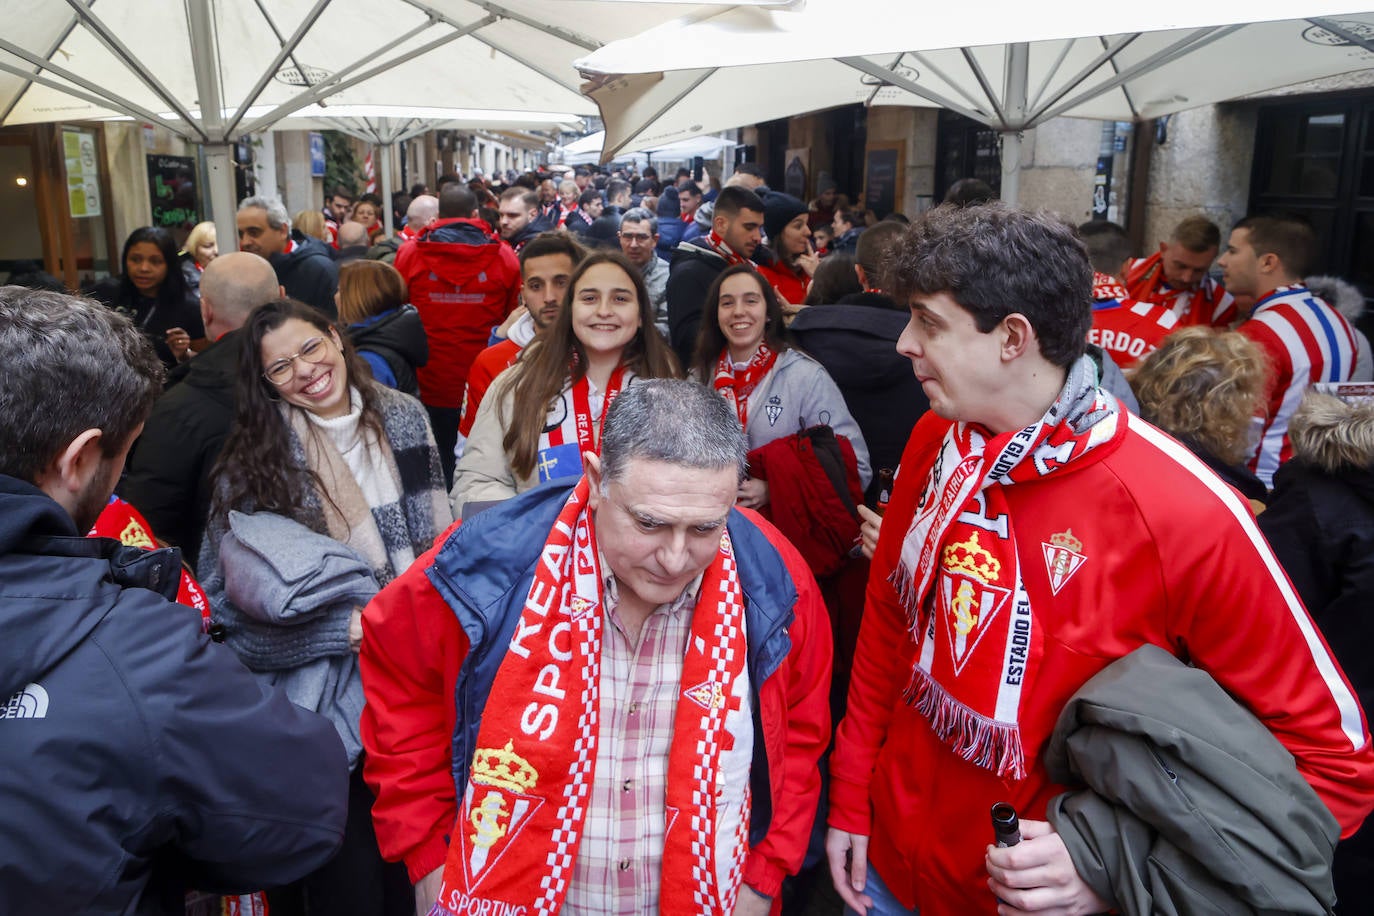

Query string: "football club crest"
[1041, 529, 1087, 595]
[569, 595, 596, 620]
[939, 532, 1011, 674]
[461, 741, 543, 891]
[684, 678, 726, 711]
[765, 395, 782, 427]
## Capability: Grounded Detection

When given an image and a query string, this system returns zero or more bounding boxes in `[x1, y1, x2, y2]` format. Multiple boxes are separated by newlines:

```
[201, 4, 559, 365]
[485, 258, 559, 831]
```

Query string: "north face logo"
[1, 683, 48, 719]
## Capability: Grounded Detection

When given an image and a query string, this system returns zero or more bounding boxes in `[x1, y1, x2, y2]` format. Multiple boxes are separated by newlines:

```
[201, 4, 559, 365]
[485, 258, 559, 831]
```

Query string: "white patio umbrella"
[556, 128, 736, 165]
[575, 1, 1374, 203]
[0, 0, 709, 243]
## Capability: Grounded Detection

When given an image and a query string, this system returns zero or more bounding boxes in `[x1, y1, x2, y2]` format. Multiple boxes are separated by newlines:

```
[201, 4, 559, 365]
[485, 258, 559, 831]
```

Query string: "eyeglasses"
[263, 336, 332, 385]
[619, 231, 655, 244]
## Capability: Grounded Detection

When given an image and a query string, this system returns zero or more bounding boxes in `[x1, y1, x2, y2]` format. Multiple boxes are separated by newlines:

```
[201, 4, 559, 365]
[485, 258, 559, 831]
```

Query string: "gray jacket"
[217, 510, 375, 767]
[1045, 644, 1339, 916]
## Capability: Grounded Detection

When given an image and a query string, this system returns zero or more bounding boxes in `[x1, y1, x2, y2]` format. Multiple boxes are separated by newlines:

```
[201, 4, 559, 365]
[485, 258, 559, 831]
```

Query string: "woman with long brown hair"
[199, 298, 450, 916]
[452, 250, 679, 513]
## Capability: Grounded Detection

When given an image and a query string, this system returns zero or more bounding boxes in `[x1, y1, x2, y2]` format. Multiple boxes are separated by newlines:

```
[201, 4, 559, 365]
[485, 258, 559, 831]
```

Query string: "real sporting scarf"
[542, 363, 628, 459]
[1092, 271, 1129, 303]
[706, 230, 749, 267]
[893, 356, 1123, 779]
[429, 478, 751, 916]
[712, 344, 777, 429]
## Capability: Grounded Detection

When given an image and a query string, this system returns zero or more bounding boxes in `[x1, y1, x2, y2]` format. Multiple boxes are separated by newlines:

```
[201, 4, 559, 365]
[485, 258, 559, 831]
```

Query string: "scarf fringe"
[904, 666, 1027, 780]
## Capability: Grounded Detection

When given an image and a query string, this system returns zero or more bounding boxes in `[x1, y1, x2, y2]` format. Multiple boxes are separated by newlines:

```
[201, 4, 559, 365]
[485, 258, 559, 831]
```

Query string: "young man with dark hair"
[827, 204, 1374, 916]
[1126, 214, 1237, 327]
[1225, 214, 1359, 486]
[0, 287, 347, 913]
[497, 187, 549, 253]
[831, 205, 863, 255]
[458, 232, 587, 445]
[665, 185, 766, 364]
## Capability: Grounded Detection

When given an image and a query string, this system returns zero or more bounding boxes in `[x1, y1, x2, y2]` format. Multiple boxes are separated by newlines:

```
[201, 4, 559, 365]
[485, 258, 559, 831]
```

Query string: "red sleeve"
[737, 507, 834, 898]
[460, 350, 500, 438]
[1238, 318, 1291, 423]
[828, 413, 949, 835]
[360, 520, 467, 882]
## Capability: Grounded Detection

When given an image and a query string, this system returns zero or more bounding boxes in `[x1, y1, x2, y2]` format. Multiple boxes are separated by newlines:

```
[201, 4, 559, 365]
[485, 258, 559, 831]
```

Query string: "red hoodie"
[393, 217, 520, 408]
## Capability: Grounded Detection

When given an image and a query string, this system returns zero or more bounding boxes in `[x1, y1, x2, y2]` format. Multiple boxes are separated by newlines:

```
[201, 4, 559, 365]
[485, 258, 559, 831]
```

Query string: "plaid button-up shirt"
[563, 568, 753, 915]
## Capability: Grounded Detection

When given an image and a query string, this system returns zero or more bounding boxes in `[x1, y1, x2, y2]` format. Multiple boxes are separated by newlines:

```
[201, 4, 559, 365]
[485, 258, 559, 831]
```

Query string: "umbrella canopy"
[0, 0, 709, 246]
[575, 1, 1374, 200]
[556, 128, 736, 165]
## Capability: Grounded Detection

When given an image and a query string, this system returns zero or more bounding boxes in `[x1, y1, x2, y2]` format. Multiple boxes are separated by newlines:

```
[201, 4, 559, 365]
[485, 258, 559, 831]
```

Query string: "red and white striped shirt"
[1087, 272, 1179, 371]
[1125, 253, 1237, 328]
[1240, 285, 1358, 487]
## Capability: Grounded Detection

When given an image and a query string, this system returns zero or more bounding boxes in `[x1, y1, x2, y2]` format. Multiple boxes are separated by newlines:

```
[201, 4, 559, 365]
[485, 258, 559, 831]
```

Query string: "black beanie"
[762, 191, 809, 241]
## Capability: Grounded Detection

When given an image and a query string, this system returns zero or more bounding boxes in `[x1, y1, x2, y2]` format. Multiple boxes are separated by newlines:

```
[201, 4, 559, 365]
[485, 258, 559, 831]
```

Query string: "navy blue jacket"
[0, 475, 348, 914]
[425, 479, 802, 848]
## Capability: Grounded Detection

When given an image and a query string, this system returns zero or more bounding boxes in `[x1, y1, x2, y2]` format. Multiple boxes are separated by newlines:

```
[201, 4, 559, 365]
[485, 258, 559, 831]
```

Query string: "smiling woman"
[198, 297, 450, 916]
[451, 250, 681, 515]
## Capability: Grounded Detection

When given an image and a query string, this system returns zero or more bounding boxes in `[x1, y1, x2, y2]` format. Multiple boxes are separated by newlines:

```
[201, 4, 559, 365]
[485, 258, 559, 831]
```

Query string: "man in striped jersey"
[1224, 215, 1358, 488]
[1125, 214, 1237, 328]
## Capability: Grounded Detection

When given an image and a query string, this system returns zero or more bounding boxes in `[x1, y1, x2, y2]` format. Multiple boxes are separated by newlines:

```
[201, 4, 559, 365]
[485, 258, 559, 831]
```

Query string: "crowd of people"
[3, 156, 1374, 916]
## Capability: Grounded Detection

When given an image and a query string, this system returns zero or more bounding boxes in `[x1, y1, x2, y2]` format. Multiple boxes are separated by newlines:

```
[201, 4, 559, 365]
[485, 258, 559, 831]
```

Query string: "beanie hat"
[762, 191, 809, 241]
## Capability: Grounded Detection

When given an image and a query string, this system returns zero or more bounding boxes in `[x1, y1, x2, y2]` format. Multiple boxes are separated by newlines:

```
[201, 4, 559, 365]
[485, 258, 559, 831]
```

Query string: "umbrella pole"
[204, 142, 238, 258]
[1000, 43, 1029, 207]
[380, 143, 395, 237]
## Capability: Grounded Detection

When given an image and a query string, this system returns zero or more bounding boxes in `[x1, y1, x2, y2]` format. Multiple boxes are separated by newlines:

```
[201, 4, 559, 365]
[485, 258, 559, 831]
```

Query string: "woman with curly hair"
[200, 298, 450, 916]
[1130, 326, 1269, 504]
[452, 250, 679, 514]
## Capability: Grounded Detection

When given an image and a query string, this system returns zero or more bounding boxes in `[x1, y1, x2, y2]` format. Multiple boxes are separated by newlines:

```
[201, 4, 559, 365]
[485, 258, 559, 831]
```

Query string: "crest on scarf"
[939, 532, 1011, 675]
[1041, 529, 1087, 595]
[460, 741, 544, 891]
[684, 678, 727, 710]
[765, 395, 782, 427]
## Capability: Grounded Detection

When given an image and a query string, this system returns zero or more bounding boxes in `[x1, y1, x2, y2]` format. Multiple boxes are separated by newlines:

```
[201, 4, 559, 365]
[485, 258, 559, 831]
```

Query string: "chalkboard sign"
[864, 144, 902, 217]
[146, 154, 200, 237]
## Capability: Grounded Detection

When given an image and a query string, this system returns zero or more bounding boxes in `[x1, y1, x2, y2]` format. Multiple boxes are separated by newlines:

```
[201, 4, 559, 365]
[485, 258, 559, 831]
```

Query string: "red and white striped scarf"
[706, 230, 748, 267]
[711, 344, 777, 429]
[429, 478, 751, 916]
[894, 356, 1123, 779]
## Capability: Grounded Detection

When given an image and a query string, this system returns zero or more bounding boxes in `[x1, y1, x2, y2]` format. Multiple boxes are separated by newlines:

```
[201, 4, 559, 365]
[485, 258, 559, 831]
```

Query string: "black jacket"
[1260, 456, 1374, 914]
[88, 277, 205, 368]
[788, 299, 929, 504]
[0, 476, 348, 915]
[666, 239, 729, 366]
[587, 205, 625, 249]
[506, 214, 555, 252]
[271, 230, 339, 318]
[346, 305, 429, 398]
[121, 330, 242, 569]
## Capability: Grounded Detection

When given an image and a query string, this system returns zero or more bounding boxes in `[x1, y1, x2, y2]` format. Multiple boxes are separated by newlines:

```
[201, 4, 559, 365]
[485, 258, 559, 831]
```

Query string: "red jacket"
[458, 338, 520, 438]
[757, 260, 810, 306]
[393, 217, 520, 408]
[360, 491, 832, 900]
[829, 411, 1374, 915]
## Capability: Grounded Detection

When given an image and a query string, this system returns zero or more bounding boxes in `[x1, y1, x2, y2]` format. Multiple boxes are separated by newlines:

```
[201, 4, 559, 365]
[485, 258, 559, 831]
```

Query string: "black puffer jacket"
[0, 476, 348, 915]
[788, 297, 929, 504]
[1259, 405, 1374, 914]
[271, 230, 339, 317]
[121, 330, 242, 569]
[346, 304, 429, 398]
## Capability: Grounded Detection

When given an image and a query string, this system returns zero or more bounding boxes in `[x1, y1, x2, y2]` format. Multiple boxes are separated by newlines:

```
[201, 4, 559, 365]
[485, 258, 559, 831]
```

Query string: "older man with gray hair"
[361, 378, 832, 916]
[236, 194, 338, 316]
[0, 285, 347, 913]
[619, 205, 670, 335]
